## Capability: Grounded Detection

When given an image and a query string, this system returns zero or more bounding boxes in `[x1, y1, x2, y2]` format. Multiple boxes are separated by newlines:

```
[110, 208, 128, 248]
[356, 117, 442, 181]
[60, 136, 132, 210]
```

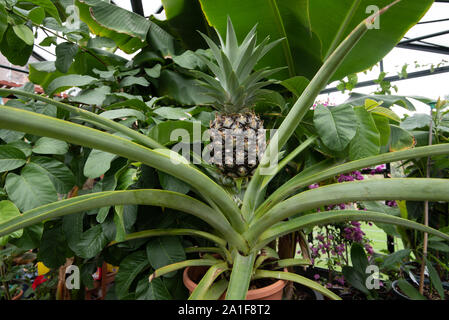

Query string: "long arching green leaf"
[0, 189, 248, 252]
[253, 269, 341, 300]
[243, 2, 399, 216]
[184, 247, 224, 255]
[0, 106, 245, 233]
[188, 262, 228, 300]
[0, 89, 164, 150]
[260, 135, 318, 190]
[255, 210, 449, 251]
[149, 259, 220, 281]
[268, 258, 312, 269]
[225, 251, 255, 300]
[258, 143, 449, 215]
[201, 279, 229, 300]
[243, 135, 318, 218]
[110, 229, 227, 249]
[247, 178, 449, 243]
[253, 246, 279, 271]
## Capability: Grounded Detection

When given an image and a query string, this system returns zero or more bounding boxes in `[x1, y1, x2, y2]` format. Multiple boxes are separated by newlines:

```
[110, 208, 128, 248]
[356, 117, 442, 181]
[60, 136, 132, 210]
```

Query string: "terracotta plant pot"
[183, 266, 287, 300]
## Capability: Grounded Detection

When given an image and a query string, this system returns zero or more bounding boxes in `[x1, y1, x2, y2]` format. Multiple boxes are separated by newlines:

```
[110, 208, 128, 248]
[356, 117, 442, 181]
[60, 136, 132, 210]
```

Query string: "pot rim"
[183, 266, 287, 300]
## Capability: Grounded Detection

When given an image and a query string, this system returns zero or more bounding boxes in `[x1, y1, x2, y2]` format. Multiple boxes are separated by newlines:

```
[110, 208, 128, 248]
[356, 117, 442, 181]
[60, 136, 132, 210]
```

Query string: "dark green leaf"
[115, 250, 150, 299]
[12, 24, 34, 46]
[396, 279, 426, 300]
[401, 114, 433, 131]
[280, 76, 309, 97]
[32, 137, 69, 155]
[381, 249, 411, 270]
[19, 0, 62, 23]
[8, 140, 32, 157]
[47, 74, 98, 96]
[426, 260, 445, 300]
[27, 6, 45, 24]
[148, 120, 206, 146]
[68, 86, 111, 105]
[0, 4, 7, 42]
[37, 221, 71, 269]
[349, 106, 380, 160]
[62, 212, 85, 252]
[136, 277, 172, 300]
[5, 164, 58, 212]
[29, 156, 75, 194]
[158, 69, 211, 105]
[0, 129, 25, 143]
[144, 64, 162, 78]
[0, 145, 27, 173]
[0, 26, 33, 66]
[39, 36, 57, 47]
[73, 224, 108, 259]
[0, 200, 22, 245]
[345, 92, 417, 111]
[84, 149, 117, 179]
[99, 109, 145, 121]
[372, 114, 390, 146]
[342, 266, 371, 296]
[119, 76, 150, 88]
[389, 125, 415, 152]
[313, 104, 358, 151]
[146, 237, 186, 278]
[158, 172, 191, 194]
[350, 242, 369, 277]
[55, 42, 79, 73]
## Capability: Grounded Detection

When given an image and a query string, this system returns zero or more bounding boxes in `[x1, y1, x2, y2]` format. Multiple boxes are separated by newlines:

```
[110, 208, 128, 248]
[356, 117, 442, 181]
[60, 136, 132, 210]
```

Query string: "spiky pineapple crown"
[194, 17, 285, 114]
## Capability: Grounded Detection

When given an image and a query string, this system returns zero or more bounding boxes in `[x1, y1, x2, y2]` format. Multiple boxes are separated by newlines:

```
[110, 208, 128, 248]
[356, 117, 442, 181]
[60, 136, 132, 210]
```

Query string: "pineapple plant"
[194, 17, 285, 178]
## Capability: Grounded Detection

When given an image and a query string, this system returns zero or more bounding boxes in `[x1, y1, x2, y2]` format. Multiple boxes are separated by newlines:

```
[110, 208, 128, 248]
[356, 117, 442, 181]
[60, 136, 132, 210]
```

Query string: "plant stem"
[0, 264, 11, 300]
[419, 104, 434, 294]
[12, 8, 108, 67]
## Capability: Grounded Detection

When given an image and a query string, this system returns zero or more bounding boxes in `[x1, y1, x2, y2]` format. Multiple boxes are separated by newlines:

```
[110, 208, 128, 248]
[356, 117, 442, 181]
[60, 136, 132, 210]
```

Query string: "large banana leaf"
[310, 0, 434, 81]
[161, 0, 215, 50]
[198, 0, 433, 81]
[198, 0, 322, 80]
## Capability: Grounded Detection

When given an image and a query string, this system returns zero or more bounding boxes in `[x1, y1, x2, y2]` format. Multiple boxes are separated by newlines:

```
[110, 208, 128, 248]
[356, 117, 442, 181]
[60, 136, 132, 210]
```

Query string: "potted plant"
[392, 279, 449, 300]
[0, 244, 37, 300]
[1, 284, 23, 300]
[1, 0, 449, 300]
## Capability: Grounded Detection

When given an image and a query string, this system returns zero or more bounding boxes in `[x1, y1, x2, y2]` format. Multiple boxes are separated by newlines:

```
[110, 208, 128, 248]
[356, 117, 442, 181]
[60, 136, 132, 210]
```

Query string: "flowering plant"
[307, 166, 391, 288]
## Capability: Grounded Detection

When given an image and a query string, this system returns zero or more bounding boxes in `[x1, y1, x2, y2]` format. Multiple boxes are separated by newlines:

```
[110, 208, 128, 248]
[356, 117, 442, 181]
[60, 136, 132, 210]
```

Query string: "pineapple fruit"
[194, 17, 284, 178]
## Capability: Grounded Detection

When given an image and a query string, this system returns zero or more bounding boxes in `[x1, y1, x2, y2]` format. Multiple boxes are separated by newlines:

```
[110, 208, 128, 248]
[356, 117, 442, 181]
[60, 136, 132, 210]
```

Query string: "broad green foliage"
[0, 200, 22, 245]
[314, 104, 358, 152]
[0, 146, 27, 173]
[5, 165, 58, 212]
[349, 107, 381, 160]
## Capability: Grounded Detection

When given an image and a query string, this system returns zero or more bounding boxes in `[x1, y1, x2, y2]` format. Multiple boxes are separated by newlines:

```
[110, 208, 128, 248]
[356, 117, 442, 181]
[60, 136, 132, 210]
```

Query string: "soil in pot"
[183, 266, 287, 300]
